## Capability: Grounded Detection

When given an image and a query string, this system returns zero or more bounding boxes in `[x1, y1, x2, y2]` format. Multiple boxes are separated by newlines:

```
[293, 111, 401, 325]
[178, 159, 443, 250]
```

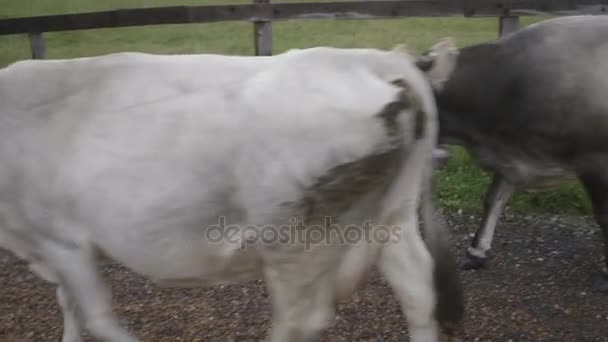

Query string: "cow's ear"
[416, 37, 459, 90]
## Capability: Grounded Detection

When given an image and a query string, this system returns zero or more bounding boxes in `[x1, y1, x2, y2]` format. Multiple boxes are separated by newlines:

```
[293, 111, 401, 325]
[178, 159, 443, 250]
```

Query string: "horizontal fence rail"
[1, 0, 607, 59]
[0, 0, 607, 172]
[0, 0, 607, 35]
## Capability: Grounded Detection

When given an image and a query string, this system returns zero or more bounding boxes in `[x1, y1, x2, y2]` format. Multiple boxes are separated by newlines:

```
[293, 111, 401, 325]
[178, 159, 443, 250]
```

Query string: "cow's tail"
[420, 152, 465, 334]
[403, 36, 464, 334]
[389, 63, 464, 334]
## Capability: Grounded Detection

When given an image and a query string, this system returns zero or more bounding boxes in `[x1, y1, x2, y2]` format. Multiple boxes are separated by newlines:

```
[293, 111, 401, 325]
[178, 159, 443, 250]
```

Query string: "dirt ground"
[1, 213, 608, 341]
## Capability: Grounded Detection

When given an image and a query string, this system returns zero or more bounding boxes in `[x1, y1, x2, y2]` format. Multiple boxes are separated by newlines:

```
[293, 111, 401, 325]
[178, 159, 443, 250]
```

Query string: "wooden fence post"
[253, 0, 272, 56]
[498, 15, 520, 37]
[28, 33, 46, 59]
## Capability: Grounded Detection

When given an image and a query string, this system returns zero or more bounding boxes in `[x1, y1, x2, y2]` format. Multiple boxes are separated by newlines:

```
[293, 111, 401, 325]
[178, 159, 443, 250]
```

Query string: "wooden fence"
[0, 0, 607, 59]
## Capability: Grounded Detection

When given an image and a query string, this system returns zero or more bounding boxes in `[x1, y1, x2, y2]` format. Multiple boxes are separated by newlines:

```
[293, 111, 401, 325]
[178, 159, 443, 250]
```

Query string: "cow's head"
[413, 37, 459, 92]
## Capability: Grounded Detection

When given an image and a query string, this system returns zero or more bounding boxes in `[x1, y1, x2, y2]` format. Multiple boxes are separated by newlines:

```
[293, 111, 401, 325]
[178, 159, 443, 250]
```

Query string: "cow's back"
[0, 52, 270, 201]
[0, 52, 275, 113]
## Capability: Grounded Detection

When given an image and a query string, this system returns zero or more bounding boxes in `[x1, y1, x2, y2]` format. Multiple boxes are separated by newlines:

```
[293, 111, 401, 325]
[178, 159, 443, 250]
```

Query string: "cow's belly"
[501, 161, 574, 188]
[92, 220, 266, 287]
[470, 145, 575, 188]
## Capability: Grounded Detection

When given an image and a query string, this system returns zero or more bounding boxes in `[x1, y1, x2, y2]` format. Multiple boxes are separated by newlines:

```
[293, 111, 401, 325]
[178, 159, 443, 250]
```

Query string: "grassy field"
[0, 0, 593, 215]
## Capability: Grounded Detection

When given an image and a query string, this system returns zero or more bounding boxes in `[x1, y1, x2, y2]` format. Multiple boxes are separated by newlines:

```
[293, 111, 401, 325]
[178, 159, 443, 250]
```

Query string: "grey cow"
[416, 15, 608, 292]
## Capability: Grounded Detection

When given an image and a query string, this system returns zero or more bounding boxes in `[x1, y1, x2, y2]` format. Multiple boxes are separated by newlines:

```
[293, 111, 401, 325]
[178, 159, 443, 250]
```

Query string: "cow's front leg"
[580, 172, 608, 292]
[26, 254, 83, 341]
[40, 239, 138, 342]
[57, 286, 83, 342]
[461, 174, 514, 270]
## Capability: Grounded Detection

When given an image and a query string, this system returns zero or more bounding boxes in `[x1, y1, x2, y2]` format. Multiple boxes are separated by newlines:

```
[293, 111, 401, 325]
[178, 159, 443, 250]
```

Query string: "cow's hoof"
[590, 273, 608, 293]
[459, 252, 486, 270]
[439, 320, 463, 339]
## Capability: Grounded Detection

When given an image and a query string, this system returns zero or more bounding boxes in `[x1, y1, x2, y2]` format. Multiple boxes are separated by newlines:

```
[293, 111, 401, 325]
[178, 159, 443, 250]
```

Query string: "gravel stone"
[1, 213, 608, 341]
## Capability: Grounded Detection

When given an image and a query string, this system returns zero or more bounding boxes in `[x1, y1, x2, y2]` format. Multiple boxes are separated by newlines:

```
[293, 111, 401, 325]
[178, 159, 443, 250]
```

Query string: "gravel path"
[1, 213, 608, 341]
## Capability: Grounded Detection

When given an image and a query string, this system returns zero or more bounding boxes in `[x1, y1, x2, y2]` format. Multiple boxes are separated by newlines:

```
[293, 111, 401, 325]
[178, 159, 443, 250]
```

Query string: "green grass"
[435, 146, 592, 215]
[0, 1, 592, 216]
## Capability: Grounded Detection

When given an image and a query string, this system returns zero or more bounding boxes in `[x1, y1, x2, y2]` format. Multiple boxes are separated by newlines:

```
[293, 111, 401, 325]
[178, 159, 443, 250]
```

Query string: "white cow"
[0, 40, 462, 342]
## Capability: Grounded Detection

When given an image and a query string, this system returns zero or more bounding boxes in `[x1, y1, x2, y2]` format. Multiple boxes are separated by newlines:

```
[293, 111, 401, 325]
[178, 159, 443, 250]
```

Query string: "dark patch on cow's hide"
[415, 55, 435, 72]
[378, 79, 426, 140]
[289, 80, 428, 227]
[298, 144, 404, 226]
[279, 82, 426, 245]
[295, 79, 430, 224]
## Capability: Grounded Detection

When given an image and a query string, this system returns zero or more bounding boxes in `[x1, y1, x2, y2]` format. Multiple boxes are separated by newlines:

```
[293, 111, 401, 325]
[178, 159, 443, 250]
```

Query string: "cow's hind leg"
[378, 211, 442, 341]
[579, 172, 608, 292]
[461, 174, 514, 270]
[39, 239, 138, 342]
[262, 244, 339, 342]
